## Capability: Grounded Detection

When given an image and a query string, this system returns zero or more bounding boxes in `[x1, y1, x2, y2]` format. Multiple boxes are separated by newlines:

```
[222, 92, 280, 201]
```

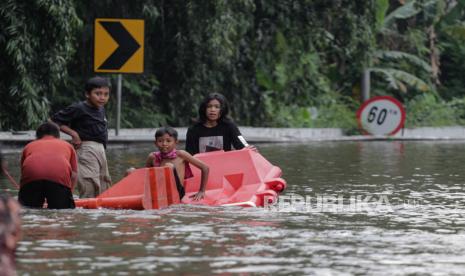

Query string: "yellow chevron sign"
[94, 18, 144, 73]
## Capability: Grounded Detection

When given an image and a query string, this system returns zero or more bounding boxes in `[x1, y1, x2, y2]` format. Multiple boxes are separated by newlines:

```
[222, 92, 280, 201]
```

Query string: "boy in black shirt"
[51, 76, 112, 198]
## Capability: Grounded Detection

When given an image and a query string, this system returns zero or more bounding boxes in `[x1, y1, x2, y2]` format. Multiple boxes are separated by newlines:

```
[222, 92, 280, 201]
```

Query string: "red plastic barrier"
[75, 166, 180, 209]
[182, 149, 286, 207]
[76, 195, 144, 209]
[75, 149, 286, 210]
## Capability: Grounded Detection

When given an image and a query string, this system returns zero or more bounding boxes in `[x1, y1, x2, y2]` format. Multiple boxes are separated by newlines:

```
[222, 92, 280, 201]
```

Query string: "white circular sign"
[356, 96, 405, 136]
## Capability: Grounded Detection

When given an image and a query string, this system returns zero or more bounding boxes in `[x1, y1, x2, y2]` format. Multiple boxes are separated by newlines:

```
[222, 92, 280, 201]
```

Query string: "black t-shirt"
[185, 120, 248, 155]
[51, 101, 108, 147]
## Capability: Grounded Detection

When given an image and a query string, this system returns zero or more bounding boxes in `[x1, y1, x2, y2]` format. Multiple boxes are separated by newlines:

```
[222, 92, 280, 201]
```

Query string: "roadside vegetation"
[1, 0, 465, 133]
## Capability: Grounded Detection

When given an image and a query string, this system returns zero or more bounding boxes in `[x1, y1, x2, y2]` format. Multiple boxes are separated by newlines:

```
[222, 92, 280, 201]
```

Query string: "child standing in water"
[19, 122, 77, 209]
[146, 127, 209, 201]
[51, 76, 112, 198]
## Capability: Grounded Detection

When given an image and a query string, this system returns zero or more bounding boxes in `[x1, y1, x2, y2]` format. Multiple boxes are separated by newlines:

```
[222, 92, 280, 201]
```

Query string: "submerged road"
[2, 126, 465, 151]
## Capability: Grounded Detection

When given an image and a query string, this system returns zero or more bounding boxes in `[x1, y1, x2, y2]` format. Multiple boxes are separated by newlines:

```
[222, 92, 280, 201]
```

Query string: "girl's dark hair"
[155, 126, 178, 140]
[198, 92, 230, 123]
[85, 76, 111, 93]
[36, 122, 60, 139]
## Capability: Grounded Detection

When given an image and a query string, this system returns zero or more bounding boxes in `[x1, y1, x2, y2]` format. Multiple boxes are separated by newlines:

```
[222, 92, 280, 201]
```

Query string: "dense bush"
[1, 1, 465, 131]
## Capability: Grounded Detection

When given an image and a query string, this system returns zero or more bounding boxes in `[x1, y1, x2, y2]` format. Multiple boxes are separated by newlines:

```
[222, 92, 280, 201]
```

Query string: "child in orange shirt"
[19, 122, 77, 209]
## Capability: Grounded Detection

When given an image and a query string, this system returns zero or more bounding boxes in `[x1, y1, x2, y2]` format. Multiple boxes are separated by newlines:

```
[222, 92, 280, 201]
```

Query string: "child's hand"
[190, 190, 205, 201]
[125, 167, 136, 176]
[71, 133, 82, 149]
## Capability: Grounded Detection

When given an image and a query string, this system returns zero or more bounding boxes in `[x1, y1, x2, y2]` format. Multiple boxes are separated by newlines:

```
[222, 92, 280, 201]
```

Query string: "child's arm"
[70, 147, 78, 190]
[229, 124, 258, 152]
[145, 153, 155, 167]
[48, 118, 82, 149]
[48, 106, 82, 148]
[177, 150, 209, 200]
[59, 125, 82, 148]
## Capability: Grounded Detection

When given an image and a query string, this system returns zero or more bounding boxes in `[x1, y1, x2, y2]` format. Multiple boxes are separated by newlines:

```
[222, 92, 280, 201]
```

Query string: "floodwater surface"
[2, 141, 465, 275]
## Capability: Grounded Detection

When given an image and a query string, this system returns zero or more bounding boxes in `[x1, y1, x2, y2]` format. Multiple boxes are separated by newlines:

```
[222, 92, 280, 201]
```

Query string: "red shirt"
[20, 136, 77, 189]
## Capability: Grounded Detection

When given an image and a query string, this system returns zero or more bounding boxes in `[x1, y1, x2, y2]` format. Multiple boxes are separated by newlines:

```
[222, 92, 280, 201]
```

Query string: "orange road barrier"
[75, 149, 286, 210]
[75, 166, 180, 209]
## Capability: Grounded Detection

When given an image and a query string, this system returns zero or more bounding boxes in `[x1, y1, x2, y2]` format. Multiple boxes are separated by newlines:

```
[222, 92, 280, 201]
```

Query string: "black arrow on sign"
[98, 21, 140, 70]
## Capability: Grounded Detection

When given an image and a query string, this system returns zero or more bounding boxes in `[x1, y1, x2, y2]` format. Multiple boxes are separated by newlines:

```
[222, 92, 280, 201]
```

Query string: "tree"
[0, 0, 81, 129]
[363, 0, 435, 101]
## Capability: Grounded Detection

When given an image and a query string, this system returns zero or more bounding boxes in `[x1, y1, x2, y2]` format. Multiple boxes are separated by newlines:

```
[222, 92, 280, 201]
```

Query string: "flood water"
[2, 141, 465, 275]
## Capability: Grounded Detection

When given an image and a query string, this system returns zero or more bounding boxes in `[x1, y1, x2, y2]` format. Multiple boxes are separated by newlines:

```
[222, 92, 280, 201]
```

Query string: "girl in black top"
[185, 93, 255, 155]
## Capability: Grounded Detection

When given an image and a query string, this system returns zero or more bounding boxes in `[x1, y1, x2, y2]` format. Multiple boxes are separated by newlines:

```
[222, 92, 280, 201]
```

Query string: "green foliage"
[437, 31, 465, 100]
[0, 0, 82, 129]
[375, 0, 390, 31]
[369, 0, 435, 98]
[261, 91, 358, 132]
[405, 93, 463, 127]
[373, 50, 432, 72]
[253, 1, 373, 125]
[312, 93, 359, 131]
[2, 1, 465, 130]
[370, 67, 431, 93]
[0, 1, 376, 130]
[436, 2, 465, 100]
[383, 0, 422, 30]
[107, 75, 168, 128]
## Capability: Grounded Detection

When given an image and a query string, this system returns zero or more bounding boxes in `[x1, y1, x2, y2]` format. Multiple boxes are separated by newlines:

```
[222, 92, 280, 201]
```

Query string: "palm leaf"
[370, 67, 432, 92]
[442, 24, 465, 41]
[383, 0, 438, 30]
[375, 0, 389, 31]
[439, 0, 465, 25]
[383, 0, 420, 29]
[373, 50, 432, 72]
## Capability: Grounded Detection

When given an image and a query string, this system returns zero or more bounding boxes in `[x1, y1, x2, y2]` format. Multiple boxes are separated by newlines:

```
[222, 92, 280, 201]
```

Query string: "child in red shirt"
[18, 122, 77, 209]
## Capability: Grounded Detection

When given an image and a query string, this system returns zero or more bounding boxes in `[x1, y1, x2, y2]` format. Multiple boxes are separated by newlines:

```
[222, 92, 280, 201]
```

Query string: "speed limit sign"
[356, 96, 405, 135]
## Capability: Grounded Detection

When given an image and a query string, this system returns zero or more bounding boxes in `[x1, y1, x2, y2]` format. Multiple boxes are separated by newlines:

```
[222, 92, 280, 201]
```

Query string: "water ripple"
[4, 141, 465, 274]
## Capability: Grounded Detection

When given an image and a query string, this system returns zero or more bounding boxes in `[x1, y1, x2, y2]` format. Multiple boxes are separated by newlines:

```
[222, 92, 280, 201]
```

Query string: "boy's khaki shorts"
[76, 141, 111, 198]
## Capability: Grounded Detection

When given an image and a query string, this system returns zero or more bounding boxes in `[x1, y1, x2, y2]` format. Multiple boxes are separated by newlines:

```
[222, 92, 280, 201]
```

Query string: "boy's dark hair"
[36, 122, 60, 139]
[85, 76, 111, 93]
[198, 92, 230, 123]
[155, 126, 178, 140]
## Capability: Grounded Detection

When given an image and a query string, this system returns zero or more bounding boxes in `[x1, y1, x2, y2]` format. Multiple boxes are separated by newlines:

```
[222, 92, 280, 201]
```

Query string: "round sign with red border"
[356, 96, 405, 136]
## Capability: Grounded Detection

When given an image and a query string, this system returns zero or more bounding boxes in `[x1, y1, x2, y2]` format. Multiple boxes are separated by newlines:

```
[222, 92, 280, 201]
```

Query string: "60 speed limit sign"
[356, 96, 406, 136]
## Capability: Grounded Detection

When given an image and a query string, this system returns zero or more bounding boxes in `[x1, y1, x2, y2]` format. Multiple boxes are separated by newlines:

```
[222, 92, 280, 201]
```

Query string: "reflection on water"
[2, 141, 465, 274]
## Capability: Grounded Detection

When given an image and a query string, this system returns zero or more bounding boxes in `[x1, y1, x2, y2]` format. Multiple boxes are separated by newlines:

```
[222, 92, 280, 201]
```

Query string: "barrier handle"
[255, 189, 278, 206]
[265, 178, 286, 193]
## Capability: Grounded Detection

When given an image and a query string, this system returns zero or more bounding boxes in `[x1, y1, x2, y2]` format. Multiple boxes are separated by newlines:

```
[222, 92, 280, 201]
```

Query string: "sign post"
[356, 96, 406, 136]
[116, 74, 122, 136]
[94, 18, 144, 135]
